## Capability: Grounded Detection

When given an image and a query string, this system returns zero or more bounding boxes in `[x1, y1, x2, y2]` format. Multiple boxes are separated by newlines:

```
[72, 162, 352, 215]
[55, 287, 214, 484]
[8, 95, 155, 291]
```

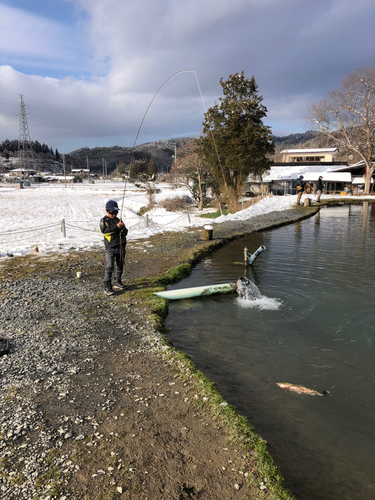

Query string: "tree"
[169, 140, 215, 210]
[118, 160, 127, 178]
[129, 159, 147, 180]
[197, 72, 274, 202]
[137, 172, 156, 209]
[306, 67, 375, 194]
[33, 141, 42, 154]
[147, 158, 157, 177]
[10, 139, 18, 152]
[3, 139, 10, 153]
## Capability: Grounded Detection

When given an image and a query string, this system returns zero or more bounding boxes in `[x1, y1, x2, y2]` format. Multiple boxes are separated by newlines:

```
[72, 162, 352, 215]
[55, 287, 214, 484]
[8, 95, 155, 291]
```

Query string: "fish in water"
[277, 382, 328, 396]
[236, 277, 261, 300]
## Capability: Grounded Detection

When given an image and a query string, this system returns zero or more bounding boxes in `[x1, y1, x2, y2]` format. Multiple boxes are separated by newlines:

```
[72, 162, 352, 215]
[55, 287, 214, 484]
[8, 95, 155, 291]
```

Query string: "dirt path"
[0, 207, 317, 500]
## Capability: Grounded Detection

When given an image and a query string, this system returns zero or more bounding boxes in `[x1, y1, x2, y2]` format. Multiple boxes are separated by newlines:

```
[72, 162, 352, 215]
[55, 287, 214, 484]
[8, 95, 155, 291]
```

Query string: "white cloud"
[0, 4, 87, 71]
[1, 0, 375, 151]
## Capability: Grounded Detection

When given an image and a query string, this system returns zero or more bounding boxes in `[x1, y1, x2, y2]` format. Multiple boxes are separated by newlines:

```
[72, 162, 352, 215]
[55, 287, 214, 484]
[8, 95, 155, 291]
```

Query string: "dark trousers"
[104, 246, 126, 282]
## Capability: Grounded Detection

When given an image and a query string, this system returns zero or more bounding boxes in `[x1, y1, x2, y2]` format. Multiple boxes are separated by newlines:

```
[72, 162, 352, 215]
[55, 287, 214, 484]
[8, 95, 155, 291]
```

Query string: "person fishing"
[99, 200, 128, 296]
[296, 175, 306, 206]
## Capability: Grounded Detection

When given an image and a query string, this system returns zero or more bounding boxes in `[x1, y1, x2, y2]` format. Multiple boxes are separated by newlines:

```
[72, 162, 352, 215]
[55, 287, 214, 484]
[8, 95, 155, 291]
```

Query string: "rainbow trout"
[277, 382, 327, 396]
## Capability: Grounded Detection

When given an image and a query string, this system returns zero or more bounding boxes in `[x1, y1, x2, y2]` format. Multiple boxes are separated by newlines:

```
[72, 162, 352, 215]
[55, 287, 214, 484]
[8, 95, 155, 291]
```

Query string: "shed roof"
[255, 164, 351, 183]
[280, 148, 338, 154]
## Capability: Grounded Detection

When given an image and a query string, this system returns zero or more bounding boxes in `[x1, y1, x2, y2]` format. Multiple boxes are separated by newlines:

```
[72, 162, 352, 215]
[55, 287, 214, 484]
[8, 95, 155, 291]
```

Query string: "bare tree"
[137, 172, 156, 209]
[168, 141, 214, 210]
[306, 67, 375, 193]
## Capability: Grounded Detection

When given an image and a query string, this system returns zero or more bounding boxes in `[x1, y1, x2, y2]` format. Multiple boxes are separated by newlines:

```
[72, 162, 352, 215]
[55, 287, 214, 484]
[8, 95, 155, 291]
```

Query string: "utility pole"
[86, 156, 90, 180]
[171, 143, 177, 186]
[63, 154, 66, 187]
[102, 158, 105, 180]
[17, 95, 33, 177]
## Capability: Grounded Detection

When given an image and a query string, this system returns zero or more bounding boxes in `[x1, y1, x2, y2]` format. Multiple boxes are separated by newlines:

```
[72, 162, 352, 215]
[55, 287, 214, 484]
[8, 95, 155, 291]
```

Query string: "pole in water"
[247, 245, 266, 265]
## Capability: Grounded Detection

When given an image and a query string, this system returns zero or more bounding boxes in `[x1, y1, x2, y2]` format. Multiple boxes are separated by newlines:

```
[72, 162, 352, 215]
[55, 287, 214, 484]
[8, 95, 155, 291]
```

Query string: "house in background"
[280, 148, 339, 163]
[246, 148, 372, 196]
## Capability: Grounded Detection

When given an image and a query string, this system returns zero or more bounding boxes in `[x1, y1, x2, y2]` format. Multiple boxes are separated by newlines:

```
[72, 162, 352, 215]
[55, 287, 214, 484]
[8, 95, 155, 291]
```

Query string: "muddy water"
[166, 203, 375, 500]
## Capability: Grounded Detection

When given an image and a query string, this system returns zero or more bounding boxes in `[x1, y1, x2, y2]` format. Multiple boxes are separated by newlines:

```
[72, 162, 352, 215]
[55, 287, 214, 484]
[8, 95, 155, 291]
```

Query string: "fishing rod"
[119, 69, 205, 213]
[117, 69, 224, 258]
[117, 70, 206, 258]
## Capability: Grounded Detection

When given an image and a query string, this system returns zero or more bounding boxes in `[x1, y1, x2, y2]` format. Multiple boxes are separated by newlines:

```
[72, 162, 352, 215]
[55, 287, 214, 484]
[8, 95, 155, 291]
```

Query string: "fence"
[1, 197, 267, 253]
[0, 210, 193, 250]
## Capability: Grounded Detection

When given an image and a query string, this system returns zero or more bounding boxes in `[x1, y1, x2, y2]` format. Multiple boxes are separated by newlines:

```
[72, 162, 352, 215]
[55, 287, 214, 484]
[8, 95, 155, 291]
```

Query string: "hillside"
[66, 137, 192, 176]
[66, 130, 354, 176]
[1, 130, 355, 178]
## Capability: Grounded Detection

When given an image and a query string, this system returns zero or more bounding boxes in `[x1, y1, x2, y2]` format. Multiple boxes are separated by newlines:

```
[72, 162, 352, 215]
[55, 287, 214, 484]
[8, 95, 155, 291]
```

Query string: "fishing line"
[119, 69, 228, 211]
[116, 69, 225, 263]
[117, 70, 200, 258]
[121, 70, 202, 212]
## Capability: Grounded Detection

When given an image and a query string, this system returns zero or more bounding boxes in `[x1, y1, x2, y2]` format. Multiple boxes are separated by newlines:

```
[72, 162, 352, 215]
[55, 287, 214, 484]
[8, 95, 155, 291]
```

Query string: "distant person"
[100, 200, 128, 296]
[296, 175, 305, 205]
[315, 176, 324, 202]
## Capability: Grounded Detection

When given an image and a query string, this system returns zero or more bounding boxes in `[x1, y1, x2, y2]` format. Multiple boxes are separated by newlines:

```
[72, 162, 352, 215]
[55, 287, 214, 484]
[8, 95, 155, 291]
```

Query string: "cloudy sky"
[1, 0, 374, 153]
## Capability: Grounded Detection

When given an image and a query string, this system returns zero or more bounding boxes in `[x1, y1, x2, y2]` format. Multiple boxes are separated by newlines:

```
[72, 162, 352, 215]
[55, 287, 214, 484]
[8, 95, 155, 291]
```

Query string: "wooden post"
[61, 219, 66, 238]
[201, 225, 213, 241]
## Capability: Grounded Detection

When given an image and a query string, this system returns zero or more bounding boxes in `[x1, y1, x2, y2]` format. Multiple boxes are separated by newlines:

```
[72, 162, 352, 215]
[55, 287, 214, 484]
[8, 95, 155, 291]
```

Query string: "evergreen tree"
[197, 72, 274, 200]
[33, 141, 42, 154]
[118, 160, 127, 178]
[10, 139, 19, 152]
[147, 158, 157, 177]
[55, 148, 61, 161]
[3, 139, 10, 152]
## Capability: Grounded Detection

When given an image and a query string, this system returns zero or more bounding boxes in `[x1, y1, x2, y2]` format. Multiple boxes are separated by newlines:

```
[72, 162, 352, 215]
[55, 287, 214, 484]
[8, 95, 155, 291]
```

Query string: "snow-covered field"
[1, 182, 374, 258]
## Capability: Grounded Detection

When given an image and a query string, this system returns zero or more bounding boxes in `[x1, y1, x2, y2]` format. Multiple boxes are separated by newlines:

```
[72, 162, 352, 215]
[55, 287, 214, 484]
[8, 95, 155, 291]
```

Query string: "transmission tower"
[18, 94, 33, 175]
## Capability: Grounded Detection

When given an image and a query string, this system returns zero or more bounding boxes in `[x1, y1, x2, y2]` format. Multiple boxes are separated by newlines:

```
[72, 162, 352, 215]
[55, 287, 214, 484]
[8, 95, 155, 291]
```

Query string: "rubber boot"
[104, 281, 115, 296]
[113, 278, 127, 290]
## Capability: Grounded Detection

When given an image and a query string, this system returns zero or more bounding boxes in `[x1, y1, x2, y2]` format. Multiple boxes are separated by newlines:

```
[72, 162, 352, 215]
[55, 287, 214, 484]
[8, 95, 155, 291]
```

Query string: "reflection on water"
[166, 204, 375, 500]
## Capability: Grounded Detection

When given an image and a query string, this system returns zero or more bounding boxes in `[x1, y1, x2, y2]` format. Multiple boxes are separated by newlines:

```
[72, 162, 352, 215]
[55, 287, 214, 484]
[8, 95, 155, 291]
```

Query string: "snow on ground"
[1, 182, 374, 258]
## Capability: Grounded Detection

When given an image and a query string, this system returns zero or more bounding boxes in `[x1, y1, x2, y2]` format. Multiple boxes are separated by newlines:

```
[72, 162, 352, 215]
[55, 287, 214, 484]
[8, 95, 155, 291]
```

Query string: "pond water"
[166, 203, 375, 500]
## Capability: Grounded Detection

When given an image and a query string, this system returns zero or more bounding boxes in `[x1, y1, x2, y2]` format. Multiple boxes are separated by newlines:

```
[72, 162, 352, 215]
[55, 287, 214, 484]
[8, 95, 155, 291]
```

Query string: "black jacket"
[315, 179, 324, 191]
[99, 215, 128, 249]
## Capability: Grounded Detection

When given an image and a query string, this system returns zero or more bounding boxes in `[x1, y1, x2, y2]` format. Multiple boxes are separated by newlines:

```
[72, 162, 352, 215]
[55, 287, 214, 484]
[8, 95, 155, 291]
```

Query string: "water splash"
[236, 277, 282, 310]
[236, 277, 262, 300]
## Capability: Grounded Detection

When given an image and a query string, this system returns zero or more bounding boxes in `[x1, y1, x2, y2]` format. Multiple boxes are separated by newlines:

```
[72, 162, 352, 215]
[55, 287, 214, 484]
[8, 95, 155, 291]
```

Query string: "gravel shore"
[0, 207, 316, 499]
